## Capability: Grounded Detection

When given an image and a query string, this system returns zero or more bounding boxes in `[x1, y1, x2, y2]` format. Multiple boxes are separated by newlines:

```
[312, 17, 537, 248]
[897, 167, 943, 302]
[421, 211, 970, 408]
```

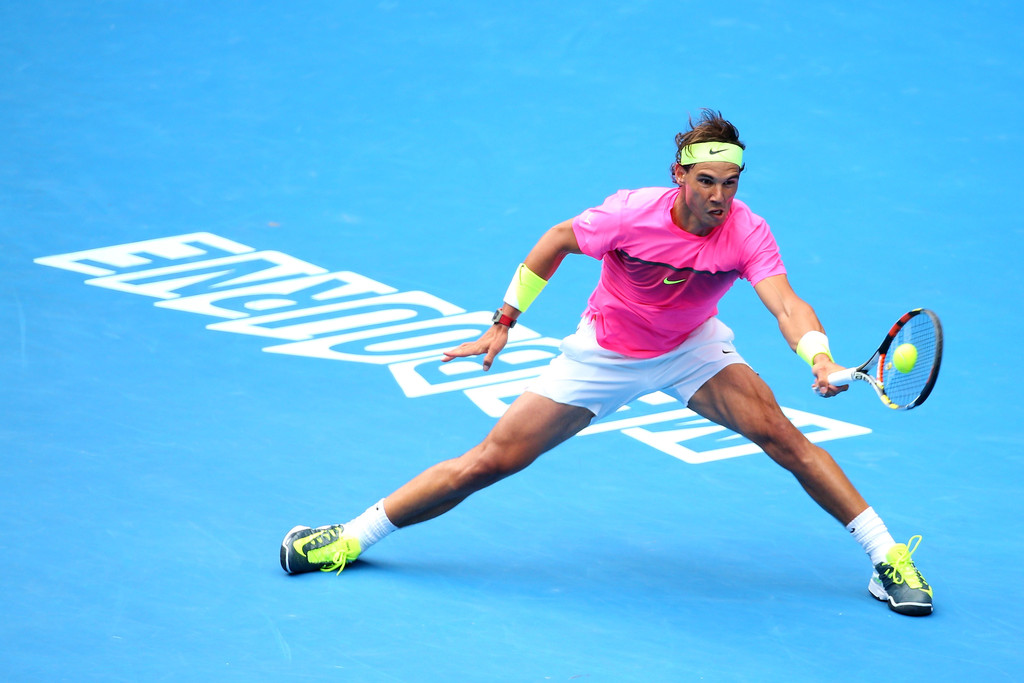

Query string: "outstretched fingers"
[442, 326, 509, 371]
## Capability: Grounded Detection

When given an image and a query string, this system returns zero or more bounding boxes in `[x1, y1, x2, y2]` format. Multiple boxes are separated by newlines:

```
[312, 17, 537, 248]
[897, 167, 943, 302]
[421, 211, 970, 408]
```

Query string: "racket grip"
[828, 368, 855, 386]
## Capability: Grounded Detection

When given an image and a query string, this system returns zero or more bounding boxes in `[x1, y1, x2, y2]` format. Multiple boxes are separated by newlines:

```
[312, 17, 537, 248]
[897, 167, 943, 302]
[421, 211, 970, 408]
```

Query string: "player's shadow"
[289, 536, 865, 616]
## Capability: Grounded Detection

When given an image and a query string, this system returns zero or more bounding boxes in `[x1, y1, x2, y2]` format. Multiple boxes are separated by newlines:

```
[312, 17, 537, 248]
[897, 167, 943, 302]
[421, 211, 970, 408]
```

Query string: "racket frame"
[828, 308, 943, 410]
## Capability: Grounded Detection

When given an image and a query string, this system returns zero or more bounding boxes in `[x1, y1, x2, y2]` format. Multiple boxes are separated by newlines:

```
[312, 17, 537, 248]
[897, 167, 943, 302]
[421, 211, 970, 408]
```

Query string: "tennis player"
[280, 110, 933, 616]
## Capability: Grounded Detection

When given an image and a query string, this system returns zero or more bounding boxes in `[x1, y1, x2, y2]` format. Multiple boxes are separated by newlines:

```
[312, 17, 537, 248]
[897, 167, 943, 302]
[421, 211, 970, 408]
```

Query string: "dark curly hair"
[671, 109, 746, 181]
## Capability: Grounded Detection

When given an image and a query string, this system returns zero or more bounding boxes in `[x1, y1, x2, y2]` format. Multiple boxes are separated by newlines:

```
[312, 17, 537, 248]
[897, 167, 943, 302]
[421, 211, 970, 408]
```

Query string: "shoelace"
[300, 526, 356, 574]
[885, 535, 926, 588]
[318, 538, 359, 575]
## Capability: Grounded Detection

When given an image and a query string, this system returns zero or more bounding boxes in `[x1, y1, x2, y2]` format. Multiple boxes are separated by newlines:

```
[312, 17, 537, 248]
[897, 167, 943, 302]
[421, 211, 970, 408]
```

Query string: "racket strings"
[880, 315, 939, 406]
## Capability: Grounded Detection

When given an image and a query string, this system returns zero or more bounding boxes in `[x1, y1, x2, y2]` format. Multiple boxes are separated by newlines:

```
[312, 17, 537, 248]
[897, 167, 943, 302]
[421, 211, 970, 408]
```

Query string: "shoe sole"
[869, 577, 933, 616]
[280, 525, 310, 574]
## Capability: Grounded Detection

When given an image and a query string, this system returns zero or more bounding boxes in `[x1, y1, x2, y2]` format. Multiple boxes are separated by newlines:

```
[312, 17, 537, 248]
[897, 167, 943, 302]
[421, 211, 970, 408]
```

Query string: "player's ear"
[671, 162, 686, 185]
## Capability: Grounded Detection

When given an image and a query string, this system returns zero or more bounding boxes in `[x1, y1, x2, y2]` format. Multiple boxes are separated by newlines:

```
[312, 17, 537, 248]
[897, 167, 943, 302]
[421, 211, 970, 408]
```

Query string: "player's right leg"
[281, 392, 594, 575]
[385, 391, 594, 527]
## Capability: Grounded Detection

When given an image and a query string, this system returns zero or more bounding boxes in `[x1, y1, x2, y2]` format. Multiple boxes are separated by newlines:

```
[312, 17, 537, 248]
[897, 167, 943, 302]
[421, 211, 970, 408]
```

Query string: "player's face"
[675, 162, 741, 231]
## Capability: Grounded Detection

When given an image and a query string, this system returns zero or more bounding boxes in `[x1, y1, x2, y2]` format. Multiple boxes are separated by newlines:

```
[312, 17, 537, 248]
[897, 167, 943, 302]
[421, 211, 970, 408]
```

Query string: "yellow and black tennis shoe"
[869, 535, 933, 616]
[280, 524, 361, 575]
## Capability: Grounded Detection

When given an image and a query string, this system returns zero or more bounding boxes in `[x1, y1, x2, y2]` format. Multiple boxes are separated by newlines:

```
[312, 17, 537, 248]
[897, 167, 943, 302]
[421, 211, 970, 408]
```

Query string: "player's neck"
[671, 190, 714, 237]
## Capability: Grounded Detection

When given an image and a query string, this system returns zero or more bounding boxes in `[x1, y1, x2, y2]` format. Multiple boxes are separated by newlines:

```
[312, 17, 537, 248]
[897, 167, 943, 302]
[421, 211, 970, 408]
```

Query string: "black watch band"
[492, 309, 517, 328]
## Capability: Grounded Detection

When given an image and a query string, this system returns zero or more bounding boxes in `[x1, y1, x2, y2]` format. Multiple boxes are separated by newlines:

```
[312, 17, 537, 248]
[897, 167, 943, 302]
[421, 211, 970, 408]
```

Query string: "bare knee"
[449, 434, 538, 491]
[750, 413, 822, 473]
[441, 394, 591, 497]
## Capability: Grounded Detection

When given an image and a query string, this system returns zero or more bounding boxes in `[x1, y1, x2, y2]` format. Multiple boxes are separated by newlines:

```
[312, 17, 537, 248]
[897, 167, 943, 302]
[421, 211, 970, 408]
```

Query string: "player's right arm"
[442, 219, 582, 371]
[521, 218, 584, 278]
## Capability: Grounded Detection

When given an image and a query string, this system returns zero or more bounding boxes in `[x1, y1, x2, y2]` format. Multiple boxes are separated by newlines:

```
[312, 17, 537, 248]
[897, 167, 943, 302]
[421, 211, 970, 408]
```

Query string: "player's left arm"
[753, 274, 846, 395]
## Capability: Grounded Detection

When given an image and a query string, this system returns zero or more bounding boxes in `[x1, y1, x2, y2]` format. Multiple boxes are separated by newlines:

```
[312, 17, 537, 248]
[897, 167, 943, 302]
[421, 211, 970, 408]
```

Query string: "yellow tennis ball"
[892, 343, 918, 373]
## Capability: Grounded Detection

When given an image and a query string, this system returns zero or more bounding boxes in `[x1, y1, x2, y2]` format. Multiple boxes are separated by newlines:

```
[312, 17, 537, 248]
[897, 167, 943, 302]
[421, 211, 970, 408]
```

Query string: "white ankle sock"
[344, 499, 398, 552]
[846, 507, 896, 566]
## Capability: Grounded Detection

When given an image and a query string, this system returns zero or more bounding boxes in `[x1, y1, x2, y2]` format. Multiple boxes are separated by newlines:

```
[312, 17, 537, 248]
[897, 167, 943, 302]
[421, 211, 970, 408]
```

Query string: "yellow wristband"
[503, 263, 548, 313]
[796, 330, 833, 366]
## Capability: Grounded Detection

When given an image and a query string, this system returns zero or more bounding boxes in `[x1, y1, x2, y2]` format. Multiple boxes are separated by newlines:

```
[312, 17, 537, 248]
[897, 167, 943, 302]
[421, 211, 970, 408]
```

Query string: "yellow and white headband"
[678, 141, 744, 167]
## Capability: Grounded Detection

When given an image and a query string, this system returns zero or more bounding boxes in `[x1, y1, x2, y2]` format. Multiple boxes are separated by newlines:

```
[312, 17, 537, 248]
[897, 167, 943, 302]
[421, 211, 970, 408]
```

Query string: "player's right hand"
[442, 324, 510, 371]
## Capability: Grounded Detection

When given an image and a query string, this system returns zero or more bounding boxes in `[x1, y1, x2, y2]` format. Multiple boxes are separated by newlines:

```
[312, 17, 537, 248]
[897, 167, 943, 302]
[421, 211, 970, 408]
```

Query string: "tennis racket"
[828, 308, 943, 410]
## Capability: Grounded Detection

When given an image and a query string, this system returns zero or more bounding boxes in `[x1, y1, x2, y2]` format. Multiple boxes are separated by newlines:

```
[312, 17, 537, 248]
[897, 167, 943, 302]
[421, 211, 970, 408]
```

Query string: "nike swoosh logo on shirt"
[663, 277, 687, 285]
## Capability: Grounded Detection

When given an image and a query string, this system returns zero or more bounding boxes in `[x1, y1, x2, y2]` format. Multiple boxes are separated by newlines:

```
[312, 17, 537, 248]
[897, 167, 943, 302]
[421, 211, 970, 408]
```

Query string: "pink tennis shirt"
[571, 187, 786, 358]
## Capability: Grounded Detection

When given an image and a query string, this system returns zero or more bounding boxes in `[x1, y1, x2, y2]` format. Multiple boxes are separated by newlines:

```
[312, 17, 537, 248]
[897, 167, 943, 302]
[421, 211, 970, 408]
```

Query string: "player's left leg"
[686, 364, 933, 615]
[688, 364, 865, 523]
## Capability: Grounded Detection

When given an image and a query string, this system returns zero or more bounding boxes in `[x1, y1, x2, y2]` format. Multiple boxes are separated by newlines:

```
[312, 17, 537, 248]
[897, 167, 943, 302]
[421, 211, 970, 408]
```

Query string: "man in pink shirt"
[281, 110, 934, 617]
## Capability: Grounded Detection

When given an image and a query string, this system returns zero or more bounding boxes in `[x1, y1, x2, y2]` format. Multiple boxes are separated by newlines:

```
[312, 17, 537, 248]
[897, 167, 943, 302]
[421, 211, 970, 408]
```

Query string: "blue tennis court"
[3, 2, 1023, 680]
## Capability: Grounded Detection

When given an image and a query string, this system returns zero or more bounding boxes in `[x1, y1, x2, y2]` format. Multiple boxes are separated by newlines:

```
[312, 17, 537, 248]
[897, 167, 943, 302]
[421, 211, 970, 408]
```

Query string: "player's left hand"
[812, 359, 849, 397]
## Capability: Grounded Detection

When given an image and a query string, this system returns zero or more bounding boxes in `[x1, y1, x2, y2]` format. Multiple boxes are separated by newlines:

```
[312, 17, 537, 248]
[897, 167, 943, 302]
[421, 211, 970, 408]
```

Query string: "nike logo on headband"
[708, 148, 727, 155]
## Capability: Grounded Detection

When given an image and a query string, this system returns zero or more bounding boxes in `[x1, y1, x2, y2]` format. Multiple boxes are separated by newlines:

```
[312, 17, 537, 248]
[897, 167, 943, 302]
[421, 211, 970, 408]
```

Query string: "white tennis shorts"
[526, 316, 748, 420]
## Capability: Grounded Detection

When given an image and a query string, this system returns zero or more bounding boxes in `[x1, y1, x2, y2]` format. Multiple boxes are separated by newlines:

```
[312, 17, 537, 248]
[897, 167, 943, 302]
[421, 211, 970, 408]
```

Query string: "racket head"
[868, 308, 943, 409]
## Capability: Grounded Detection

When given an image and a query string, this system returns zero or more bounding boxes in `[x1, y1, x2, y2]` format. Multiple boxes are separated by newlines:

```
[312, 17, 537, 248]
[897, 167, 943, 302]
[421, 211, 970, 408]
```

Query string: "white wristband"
[796, 330, 833, 366]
